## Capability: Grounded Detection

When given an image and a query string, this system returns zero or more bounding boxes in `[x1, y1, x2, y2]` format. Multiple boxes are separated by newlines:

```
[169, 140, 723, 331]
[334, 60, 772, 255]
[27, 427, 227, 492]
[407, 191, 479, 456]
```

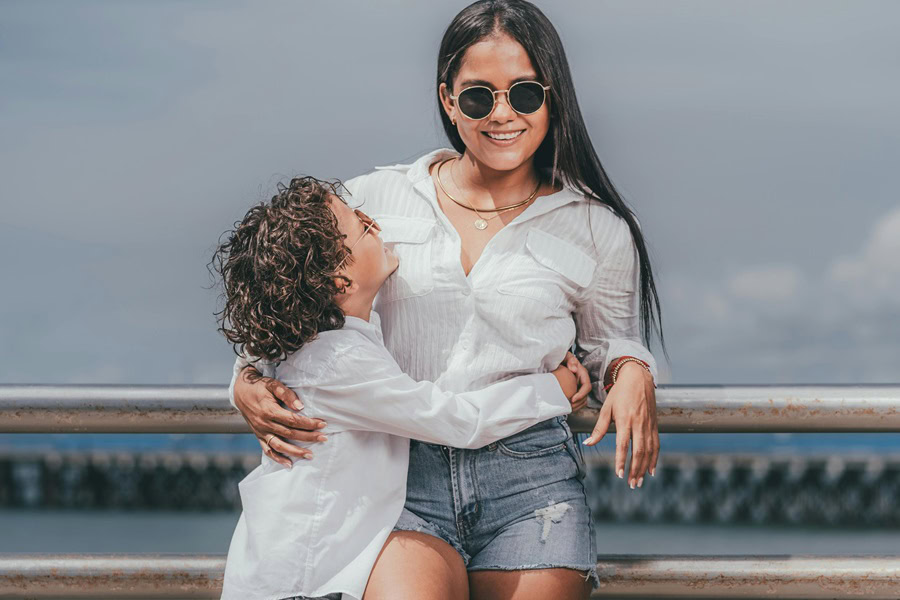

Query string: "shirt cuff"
[528, 372, 573, 418]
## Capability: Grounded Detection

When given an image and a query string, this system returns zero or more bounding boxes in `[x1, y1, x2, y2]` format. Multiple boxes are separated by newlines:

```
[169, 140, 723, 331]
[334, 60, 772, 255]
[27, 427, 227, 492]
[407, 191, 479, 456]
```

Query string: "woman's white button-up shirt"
[229, 147, 658, 408]
[346, 147, 657, 405]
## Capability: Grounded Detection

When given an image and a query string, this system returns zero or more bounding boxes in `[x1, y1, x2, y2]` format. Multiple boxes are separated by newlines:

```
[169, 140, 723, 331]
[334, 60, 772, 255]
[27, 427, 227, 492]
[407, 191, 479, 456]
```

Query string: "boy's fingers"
[565, 351, 579, 373]
[571, 385, 589, 403]
[571, 365, 592, 401]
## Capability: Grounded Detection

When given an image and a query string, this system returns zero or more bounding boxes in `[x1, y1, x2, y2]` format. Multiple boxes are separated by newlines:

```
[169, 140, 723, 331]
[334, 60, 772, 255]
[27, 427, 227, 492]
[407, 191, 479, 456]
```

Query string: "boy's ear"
[334, 275, 357, 296]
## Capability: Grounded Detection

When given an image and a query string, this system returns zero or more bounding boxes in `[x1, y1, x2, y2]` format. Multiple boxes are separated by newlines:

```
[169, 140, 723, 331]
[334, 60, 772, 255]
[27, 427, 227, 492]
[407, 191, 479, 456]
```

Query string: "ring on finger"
[264, 433, 276, 449]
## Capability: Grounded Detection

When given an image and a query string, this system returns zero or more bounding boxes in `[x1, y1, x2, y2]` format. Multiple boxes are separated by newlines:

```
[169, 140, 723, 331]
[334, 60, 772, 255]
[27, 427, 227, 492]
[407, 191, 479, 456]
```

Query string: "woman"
[230, 1, 666, 598]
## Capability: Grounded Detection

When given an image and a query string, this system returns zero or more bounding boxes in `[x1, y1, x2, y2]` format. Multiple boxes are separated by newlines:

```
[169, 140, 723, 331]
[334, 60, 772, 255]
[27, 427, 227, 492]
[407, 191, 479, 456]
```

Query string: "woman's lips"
[482, 129, 525, 146]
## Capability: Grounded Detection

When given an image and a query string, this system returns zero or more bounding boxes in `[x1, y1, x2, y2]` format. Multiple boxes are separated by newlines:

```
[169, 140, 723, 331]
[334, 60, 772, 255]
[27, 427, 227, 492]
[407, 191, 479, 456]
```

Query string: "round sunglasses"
[450, 81, 551, 121]
[335, 209, 380, 271]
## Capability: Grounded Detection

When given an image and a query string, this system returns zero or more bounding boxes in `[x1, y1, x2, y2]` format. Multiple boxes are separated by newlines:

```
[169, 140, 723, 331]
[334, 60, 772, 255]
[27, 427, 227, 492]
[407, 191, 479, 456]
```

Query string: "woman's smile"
[482, 129, 526, 144]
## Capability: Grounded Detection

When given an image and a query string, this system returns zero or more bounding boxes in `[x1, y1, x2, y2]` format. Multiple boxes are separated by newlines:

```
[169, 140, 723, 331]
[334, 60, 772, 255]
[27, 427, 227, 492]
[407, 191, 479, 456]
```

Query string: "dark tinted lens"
[457, 86, 494, 119]
[509, 82, 545, 114]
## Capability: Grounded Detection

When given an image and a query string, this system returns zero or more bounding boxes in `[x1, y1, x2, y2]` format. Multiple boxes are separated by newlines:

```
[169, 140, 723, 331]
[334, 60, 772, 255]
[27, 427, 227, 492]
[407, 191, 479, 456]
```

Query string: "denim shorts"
[393, 415, 599, 588]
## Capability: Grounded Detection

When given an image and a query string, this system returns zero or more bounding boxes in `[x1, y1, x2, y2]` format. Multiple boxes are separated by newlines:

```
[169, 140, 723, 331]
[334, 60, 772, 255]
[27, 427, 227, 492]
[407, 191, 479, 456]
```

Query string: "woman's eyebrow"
[458, 75, 539, 89]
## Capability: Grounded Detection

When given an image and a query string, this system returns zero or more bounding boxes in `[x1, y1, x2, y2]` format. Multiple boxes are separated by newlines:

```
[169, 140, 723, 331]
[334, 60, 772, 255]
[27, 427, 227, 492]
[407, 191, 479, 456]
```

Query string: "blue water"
[2, 510, 898, 555]
[1, 432, 899, 454]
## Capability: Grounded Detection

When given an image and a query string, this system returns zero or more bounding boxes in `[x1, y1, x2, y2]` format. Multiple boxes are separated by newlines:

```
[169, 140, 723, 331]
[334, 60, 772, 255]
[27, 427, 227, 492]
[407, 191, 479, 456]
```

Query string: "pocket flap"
[376, 216, 436, 244]
[525, 228, 597, 288]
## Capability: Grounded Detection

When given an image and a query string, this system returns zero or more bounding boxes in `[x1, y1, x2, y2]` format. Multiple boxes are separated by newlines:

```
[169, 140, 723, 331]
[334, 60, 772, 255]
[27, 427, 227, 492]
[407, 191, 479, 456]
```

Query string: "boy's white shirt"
[221, 311, 571, 600]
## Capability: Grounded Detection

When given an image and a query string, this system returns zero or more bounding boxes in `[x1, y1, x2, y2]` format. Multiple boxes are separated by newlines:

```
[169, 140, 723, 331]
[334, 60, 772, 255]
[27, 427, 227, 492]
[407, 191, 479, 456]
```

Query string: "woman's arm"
[573, 215, 659, 489]
[277, 343, 585, 450]
[229, 356, 329, 468]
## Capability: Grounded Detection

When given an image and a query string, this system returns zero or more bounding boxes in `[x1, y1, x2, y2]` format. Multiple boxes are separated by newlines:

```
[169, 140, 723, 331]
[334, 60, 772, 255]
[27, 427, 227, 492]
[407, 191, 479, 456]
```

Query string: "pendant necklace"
[434, 158, 541, 230]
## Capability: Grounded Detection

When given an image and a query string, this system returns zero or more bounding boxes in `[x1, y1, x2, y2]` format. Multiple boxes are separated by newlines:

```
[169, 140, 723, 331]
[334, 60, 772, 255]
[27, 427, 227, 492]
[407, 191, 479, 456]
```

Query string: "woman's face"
[440, 32, 550, 173]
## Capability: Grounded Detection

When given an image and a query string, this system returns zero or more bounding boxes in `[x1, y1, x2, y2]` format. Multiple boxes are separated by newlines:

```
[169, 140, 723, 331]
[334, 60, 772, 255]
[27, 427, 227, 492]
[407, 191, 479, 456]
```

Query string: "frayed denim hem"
[467, 563, 600, 590]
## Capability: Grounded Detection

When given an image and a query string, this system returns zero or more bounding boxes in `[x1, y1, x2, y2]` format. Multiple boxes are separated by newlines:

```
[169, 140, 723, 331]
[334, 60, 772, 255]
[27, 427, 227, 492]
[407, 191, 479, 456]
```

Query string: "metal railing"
[1, 384, 899, 599]
[2, 554, 898, 599]
[3, 383, 899, 433]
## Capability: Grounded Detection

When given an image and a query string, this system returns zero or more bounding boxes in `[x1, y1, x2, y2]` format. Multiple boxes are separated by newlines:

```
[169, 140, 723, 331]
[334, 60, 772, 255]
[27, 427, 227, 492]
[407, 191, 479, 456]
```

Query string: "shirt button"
[461, 287, 471, 296]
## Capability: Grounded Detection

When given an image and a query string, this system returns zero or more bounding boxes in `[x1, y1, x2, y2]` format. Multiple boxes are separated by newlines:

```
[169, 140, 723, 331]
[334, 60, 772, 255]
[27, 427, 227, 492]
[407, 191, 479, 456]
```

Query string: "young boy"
[213, 176, 589, 600]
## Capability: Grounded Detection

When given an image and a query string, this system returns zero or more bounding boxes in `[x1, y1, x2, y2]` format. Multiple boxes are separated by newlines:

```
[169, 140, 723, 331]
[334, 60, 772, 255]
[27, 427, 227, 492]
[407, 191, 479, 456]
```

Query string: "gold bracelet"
[611, 357, 654, 386]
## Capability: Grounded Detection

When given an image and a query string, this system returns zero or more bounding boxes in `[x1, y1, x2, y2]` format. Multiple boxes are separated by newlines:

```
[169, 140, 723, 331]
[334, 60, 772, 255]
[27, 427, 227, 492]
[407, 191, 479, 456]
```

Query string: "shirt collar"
[405, 147, 459, 184]
[342, 311, 384, 344]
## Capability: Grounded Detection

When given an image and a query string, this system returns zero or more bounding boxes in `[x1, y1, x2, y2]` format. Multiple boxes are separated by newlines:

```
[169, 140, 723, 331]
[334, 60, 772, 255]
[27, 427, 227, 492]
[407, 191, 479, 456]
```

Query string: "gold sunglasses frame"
[335, 209, 380, 272]
[450, 81, 551, 121]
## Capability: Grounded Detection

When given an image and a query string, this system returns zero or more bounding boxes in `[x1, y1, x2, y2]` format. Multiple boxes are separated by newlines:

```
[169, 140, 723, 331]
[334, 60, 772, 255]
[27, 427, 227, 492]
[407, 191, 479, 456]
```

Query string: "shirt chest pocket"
[376, 216, 436, 303]
[496, 228, 597, 311]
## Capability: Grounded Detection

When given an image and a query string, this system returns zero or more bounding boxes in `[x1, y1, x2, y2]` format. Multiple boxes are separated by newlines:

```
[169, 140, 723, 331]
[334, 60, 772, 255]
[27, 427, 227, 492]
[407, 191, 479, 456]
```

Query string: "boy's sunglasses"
[450, 81, 551, 120]
[336, 209, 380, 271]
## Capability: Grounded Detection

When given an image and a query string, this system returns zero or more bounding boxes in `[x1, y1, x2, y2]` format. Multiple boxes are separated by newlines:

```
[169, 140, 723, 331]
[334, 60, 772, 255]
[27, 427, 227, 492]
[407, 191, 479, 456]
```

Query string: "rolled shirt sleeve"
[574, 214, 658, 407]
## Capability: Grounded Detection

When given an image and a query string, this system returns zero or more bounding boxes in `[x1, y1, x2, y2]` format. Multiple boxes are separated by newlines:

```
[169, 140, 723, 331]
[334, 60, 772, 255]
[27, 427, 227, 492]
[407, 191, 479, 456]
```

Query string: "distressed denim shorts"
[393, 415, 599, 588]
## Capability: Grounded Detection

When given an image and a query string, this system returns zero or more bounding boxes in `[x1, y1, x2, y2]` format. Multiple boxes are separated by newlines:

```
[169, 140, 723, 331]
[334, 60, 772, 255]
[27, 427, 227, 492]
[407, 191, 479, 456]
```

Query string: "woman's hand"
[582, 362, 659, 489]
[551, 352, 592, 412]
[234, 366, 329, 469]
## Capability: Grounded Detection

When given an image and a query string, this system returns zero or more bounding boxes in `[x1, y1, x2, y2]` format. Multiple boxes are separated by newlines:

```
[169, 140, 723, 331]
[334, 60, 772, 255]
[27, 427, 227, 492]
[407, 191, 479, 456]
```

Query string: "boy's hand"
[551, 352, 592, 412]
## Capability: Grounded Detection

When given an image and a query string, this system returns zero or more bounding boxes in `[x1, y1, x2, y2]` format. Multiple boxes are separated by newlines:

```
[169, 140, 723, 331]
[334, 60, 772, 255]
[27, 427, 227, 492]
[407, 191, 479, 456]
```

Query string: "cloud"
[827, 206, 900, 311]
[728, 265, 804, 305]
[663, 205, 900, 383]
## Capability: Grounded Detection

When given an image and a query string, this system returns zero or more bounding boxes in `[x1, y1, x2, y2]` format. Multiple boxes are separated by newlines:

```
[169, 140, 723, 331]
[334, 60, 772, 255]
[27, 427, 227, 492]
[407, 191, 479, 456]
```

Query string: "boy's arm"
[277, 342, 573, 449]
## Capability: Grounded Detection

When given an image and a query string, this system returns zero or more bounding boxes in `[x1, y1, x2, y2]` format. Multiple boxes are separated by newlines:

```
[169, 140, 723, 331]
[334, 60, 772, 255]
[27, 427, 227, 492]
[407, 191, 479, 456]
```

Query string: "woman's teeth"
[485, 130, 524, 140]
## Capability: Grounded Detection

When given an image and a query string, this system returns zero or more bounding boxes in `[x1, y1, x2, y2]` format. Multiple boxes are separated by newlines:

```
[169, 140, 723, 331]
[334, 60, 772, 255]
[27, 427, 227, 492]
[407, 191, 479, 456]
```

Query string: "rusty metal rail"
[1, 554, 898, 599]
[2, 384, 899, 433]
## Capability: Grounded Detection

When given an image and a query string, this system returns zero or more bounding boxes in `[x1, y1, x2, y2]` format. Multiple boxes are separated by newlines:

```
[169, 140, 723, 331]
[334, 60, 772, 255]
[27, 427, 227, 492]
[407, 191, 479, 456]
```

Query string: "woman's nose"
[490, 92, 516, 122]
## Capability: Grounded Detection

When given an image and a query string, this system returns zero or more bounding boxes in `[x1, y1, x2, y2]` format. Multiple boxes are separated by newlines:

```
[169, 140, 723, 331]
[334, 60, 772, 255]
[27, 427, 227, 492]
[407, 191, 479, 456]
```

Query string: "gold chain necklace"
[434, 158, 541, 230]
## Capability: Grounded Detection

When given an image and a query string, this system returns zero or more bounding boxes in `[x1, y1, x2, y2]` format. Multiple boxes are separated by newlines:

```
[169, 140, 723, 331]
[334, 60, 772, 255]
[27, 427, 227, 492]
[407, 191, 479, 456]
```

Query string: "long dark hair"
[437, 0, 667, 361]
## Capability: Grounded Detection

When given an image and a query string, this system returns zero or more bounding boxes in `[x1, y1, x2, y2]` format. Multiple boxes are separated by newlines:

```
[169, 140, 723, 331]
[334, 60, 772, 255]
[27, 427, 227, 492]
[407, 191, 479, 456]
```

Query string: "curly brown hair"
[211, 176, 354, 362]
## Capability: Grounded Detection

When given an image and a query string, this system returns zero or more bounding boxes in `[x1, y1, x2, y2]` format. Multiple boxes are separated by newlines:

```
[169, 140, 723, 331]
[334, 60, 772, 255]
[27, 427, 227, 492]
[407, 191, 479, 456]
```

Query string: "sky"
[1, 0, 898, 388]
